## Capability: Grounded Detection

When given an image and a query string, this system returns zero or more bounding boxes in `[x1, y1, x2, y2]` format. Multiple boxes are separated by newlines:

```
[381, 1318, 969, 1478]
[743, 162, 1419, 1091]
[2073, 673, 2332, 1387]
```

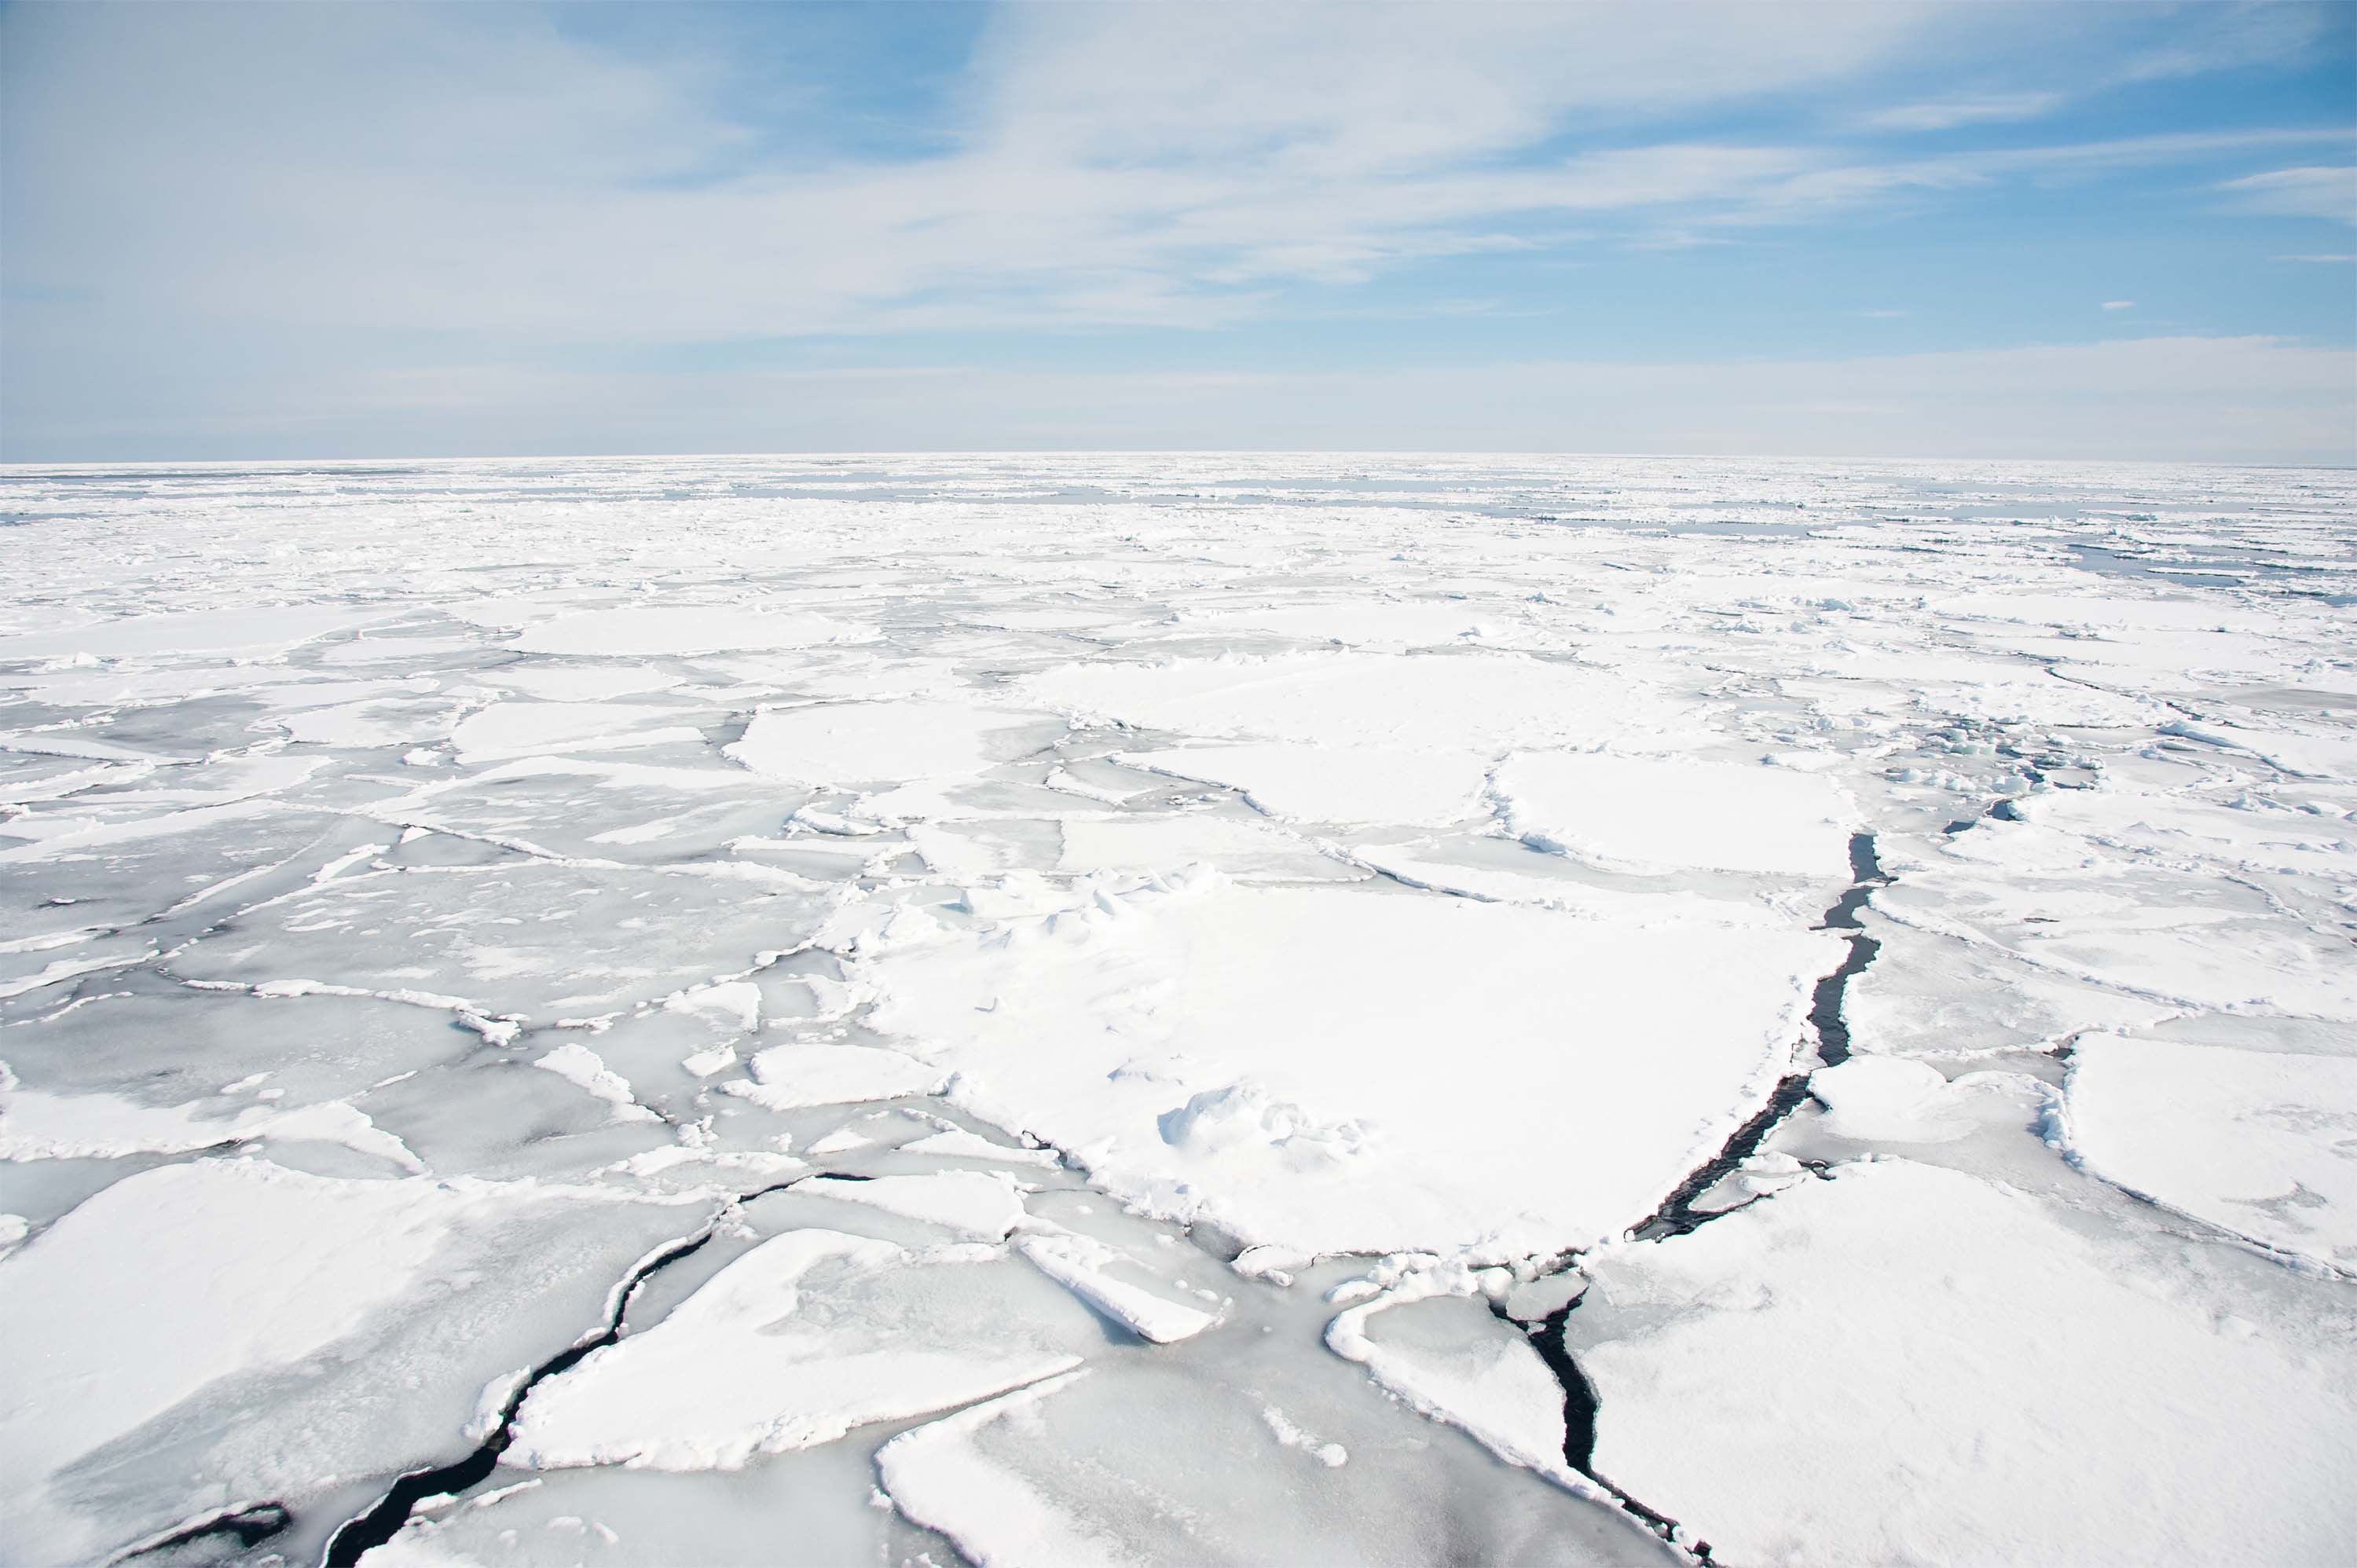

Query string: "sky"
[3, 1, 2353, 463]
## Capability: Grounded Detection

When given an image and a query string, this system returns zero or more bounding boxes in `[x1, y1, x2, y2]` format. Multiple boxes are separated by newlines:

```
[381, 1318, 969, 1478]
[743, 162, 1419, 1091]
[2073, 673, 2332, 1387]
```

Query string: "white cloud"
[4, 3, 2350, 462]
[1861, 92, 2062, 132]
[7, 3, 2344, 351]
[2102, 300, 2135, 310]
[2214, 165, 2357, 223]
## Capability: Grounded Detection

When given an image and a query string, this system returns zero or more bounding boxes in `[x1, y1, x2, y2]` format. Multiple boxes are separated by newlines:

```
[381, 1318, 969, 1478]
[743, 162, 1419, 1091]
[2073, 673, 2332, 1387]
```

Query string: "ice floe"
[1565, 1158, 2357, 1566]
[505, 1229, 1084, 1471]
[2063, 1034, 2357, 1268]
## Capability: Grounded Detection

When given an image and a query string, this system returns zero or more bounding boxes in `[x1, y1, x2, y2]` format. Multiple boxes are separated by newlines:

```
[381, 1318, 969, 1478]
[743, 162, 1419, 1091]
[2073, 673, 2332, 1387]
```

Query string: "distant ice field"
[1, 454, 2352, 1567]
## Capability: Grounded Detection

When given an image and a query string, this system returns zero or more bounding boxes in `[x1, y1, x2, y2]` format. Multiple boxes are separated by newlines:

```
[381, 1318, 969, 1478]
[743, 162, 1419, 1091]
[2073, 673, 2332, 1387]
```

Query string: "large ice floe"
[0, 454, 2352, 1566]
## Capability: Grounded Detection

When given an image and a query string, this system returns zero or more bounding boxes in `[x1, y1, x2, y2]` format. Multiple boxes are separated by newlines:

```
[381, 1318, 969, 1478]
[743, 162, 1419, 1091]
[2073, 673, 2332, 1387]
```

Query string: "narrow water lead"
[1633, 830, 1890, 1240]
[320, 1230, 716, 1567]
[1502, 832, 1897, 1560]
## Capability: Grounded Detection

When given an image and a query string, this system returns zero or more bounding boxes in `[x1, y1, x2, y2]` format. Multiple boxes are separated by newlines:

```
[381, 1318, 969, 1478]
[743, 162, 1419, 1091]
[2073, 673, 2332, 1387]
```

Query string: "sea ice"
[449, 702, 702, 763]
[511, 606, 864, 657]
[864, 870, 1837, 1255]
[1494, 751, 1857, 877]
[725, 698, 1055, 785]
[2063, 1034, 2357, 1268]
[720, 1042, 944, 1111]
[1116, 742, 1490, 827]
[4, 453, 2352, 1566]
[0, 1156, 699, 1565]
[1564, 1158, 2357, 1566]
[505, 1229, 1087, 1471]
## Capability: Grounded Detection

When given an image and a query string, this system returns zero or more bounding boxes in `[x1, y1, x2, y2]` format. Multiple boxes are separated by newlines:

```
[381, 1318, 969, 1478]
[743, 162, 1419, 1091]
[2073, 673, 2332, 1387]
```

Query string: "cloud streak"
[3, 1, 2351, 460]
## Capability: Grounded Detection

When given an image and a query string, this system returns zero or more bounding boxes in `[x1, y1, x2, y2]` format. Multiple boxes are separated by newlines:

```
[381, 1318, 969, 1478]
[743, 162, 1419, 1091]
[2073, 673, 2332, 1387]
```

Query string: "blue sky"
[4, 1, 2352, 461]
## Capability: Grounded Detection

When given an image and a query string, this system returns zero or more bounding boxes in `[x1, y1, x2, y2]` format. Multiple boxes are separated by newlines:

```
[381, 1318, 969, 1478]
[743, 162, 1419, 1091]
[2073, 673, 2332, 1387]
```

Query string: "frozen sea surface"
[0, 453, 2352, 1566]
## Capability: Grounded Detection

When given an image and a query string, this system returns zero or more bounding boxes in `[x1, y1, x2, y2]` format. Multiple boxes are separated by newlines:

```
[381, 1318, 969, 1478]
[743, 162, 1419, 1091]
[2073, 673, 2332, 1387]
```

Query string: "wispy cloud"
[2215, 165, 2357, 222]
[2102, 300, 2135, 310]
[5, 1, 2352, 461]
[9, 4, 2348, 348]
[1860, 92, 2062, 132]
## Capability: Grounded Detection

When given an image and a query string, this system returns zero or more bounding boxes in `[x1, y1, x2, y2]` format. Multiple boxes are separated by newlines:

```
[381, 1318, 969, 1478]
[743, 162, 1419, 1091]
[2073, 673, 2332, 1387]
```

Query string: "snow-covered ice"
[2, 452, 2352, 1566]
[864, 871, 1836, 1255]
[2062, 1034, 2357, 1268]
[1563, 1158, 2357, 1566]
[505, 1229, 1087, 1471]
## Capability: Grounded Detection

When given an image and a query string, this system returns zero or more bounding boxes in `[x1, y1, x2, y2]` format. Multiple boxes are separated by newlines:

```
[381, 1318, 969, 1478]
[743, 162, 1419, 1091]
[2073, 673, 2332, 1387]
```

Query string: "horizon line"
[5, 449, 2352, 472]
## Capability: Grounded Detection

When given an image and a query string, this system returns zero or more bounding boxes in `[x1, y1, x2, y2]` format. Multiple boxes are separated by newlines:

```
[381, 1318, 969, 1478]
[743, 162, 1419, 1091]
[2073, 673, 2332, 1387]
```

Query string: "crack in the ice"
[1482, 1296, 1713, 1563]
[1629, 830, 1889, 1243]
[315, 1163, 894, 1566]
[112, 1500, 291, 1563]
[317, 1227, 717, 1566]
[1486, 831, 1897, 1562]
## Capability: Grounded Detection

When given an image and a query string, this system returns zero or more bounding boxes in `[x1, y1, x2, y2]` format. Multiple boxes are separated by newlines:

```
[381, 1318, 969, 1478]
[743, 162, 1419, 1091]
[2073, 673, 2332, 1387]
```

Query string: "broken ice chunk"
[719, 1043, 944, 1110]
[1566, 1158, 2357, 1566]
[532, 1043, 658, 1123]
[1015, 1227, 1221, 1343]
[794, 1171, 1028, 1242]
[899, 1127, 1063, 1167]
[1496, 750, 1856, 877]
[506, 1230, 1084, 1471]
[2063, 1035, 2357, 1267]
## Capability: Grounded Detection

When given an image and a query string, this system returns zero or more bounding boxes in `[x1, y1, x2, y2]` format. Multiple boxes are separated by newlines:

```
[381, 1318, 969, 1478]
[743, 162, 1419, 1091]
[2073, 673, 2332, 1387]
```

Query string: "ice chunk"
[496, 664, 681, 702]
[1567, 1159, 2357, 1566]
[726, 699, 1054, 785]
[1328, 1284, 1586, 1490]
[866, 875, 1838, 1255]
[1015, 1227, 1220, 1343]
[1117, 743, 1490, 826]
[1807, 1055, 2040, 1145]
[0, 1080, 423, 1171]
[794, 1171, 1027, 1241]
[720, 1043, 944, 1110]
[1054, 814, 1338, 878]
[0, 1158, 671, 1562]
[2063, 1035, 2357, 1267]
[874, 1374, 1124, 1566]
[449, 702, 700, 763]
[1021, 650, 1694, 755]
[1495, 751, 1856, 877]
[1259, 1405, 1348, 1467]
[665, 980, 761, 1034]
[876, 1344, 1659, 1568]
[506, 1230, 1083, 1471]
[511, 606, 863, 657]
[0, 604, 392, 662]
[533, 1043, 658, 1123]
[899, 1127, 1063, 1167]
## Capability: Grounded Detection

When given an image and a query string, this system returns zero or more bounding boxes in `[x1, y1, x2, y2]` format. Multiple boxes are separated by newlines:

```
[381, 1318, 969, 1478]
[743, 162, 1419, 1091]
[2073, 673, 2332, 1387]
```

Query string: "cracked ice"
[1, 454, 2352, 1567]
